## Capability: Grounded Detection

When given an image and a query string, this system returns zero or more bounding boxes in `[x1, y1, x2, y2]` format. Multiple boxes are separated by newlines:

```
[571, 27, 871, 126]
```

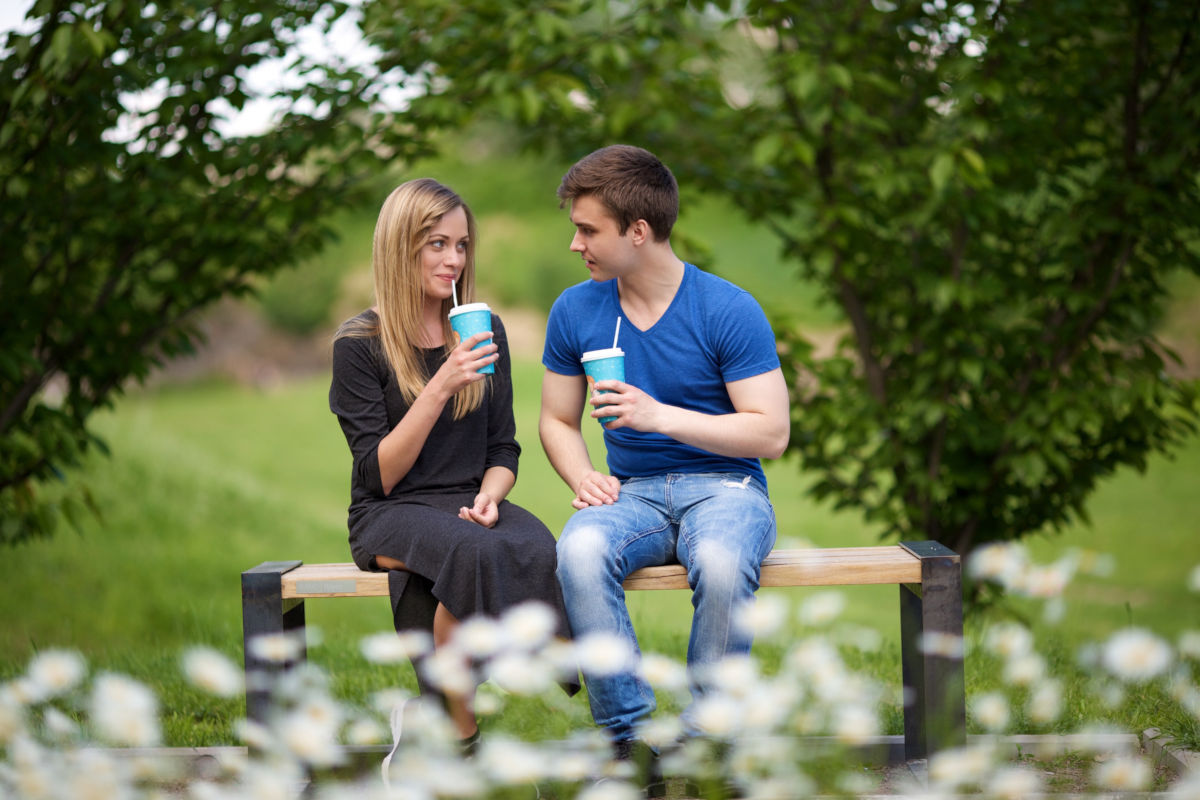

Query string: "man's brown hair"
[557, 145, 679, 241]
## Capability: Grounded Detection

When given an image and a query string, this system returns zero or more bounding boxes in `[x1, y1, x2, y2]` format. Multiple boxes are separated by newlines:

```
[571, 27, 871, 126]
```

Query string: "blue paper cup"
[448, 302, 494, 374]
[581, 347, 625, 426]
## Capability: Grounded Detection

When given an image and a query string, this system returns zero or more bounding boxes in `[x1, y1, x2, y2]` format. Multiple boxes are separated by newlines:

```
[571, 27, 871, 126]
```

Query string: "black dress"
[329, 310, 576, 693]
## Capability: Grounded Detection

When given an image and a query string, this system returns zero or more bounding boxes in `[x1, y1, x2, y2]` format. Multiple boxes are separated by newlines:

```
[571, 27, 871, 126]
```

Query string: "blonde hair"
[337, 178, 485, 420]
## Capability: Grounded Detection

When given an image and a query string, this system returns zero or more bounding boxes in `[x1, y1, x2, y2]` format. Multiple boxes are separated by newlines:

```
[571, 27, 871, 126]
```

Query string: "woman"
[329, 178, 574, 771]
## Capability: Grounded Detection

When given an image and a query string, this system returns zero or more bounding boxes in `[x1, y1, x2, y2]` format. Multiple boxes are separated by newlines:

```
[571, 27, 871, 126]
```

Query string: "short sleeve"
[712, 290, 780, 383]
[542, 291, 585, 376]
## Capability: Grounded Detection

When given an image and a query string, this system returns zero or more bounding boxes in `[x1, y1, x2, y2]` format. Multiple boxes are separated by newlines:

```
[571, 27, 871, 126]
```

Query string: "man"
[539, 145, 790, 768]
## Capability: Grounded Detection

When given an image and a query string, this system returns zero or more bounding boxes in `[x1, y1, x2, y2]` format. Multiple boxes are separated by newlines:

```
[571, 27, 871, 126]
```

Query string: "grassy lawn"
[1, 353, 1197, 747]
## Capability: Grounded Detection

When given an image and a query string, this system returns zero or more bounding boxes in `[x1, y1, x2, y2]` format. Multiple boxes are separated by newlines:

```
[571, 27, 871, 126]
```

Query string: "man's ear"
[629, 218, 651, 246]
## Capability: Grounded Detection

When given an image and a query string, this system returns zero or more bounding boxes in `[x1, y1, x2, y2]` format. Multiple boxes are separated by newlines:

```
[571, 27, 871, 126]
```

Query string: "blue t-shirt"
[542, 262, 780, 487]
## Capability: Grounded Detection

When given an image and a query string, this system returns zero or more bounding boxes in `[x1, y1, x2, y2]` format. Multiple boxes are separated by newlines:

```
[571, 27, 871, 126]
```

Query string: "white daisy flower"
[63, 748, 129, 800]
[1024, 559, 1075, 599]
[41, 706, 79, 741]
[89, 673, 161, 747]
[639, 715, 684, 749]
[479, 737, 547, 784]
[691, 692, 742, 737]
[798, 590, 847, 627]
[344, 716, 386, 746]
[983, 622, 1033, 659]
[573, 632, 636, 676]
[639, 653, 688, 691]
[501, 601, 558, 650]
[248, 632, 303, 663]
[920, 631, 965, 659]
[928, 744, 996, 788]
[26, 649, 87, 701]
[280, 697, 344, 767]
[967, 543, 1027, 587]
[1101, 628, 1172, 682]
[971, 691, 1010, 732]
[1093, 755, 1152, 791]
[1027, 678, 1064, 725]
[833, 703, 879, 745]
[182, 647, 243, 698]
[734, 594, 788, 638]
[1003, 653, 1045, 687]
[489, 652, 555, 695]
[1188, 563, 1200, 593]
[419, 649, 474, 695]
[0, 691, 26, 744]
[451, 616, 505, 660]
[360, 630, 432, 664]
[987, 765, 1042, 799]
[576, 780, 643, 800]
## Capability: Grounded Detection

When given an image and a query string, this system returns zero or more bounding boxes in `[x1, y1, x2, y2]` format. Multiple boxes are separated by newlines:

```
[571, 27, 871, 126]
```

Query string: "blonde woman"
[330, 179, 575, 772]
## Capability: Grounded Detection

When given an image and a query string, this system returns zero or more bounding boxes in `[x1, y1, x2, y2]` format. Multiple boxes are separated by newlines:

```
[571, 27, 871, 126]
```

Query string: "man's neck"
[616, 249, 686, 331]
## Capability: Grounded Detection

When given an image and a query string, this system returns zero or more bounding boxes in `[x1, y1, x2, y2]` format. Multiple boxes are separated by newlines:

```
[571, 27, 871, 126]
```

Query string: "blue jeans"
[556, 473, 777, 742]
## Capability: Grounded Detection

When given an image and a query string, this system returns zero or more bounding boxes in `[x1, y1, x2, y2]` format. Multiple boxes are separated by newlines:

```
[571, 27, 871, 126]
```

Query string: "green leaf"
[929, 153, 955, 193]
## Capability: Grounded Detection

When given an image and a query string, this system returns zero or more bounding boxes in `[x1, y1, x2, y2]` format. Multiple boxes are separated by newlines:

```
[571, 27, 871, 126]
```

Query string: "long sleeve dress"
[329, 310, 575, 693]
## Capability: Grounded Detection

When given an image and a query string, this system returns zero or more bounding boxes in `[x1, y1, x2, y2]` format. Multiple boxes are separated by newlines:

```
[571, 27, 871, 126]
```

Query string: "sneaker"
[381, 699, 409, 787]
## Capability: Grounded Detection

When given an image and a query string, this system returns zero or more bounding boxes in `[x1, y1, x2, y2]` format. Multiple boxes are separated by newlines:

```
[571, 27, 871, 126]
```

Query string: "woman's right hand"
[432, 331, 499, 397]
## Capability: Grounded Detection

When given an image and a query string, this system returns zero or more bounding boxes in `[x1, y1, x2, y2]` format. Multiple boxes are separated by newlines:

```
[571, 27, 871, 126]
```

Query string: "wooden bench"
[242, 540, 965, 760]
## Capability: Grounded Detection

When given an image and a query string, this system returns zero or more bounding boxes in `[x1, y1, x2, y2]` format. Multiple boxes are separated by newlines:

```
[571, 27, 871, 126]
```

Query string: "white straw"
[612, 316, 621, 349]
[452, 280, 458, 307]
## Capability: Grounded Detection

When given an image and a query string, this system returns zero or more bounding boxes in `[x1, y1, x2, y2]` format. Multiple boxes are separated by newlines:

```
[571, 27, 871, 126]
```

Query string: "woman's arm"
[458, 465, 515, 528]
[376, 331, 499, 494]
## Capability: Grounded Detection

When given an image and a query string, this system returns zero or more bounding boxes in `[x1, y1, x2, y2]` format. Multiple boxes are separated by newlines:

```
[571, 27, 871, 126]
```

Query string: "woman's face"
[419, 205, 470, 303]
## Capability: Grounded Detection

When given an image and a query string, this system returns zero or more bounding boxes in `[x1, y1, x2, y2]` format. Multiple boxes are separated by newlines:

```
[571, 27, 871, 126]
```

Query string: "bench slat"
[280, 546, 922, 599]
[622, 546, 921, 590]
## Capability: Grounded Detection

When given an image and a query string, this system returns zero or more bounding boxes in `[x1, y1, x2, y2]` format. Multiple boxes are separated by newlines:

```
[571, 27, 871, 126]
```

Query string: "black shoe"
[458, 727, 481, 758]
[612, 739, 666, 798]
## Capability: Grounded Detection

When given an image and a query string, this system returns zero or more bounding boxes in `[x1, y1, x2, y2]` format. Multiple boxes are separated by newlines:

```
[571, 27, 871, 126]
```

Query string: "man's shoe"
[613, 738, 666, 798]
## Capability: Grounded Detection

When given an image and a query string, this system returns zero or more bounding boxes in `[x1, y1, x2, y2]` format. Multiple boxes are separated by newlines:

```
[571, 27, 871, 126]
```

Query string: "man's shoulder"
[686, 264, 761, 310]
[555, 277, 609, 303]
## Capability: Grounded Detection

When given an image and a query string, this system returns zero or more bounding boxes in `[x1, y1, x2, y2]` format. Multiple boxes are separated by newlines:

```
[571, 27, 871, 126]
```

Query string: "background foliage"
[0, 0, 432, 544]
[3, 0, 1199, 589]
[364, 0, 1200, 564]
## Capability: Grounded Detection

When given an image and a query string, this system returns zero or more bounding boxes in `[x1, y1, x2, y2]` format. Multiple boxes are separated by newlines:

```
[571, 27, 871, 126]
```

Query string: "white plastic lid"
[581, 347, 624, 361]
[448, 302, 490, 317]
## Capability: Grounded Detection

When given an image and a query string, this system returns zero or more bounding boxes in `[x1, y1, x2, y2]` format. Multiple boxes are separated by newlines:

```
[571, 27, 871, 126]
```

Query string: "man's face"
[568, 194, 635, 282]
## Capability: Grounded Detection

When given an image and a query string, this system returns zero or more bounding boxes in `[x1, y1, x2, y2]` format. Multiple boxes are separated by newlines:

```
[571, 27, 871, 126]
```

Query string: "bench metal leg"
[898, 541, 966, 760]
[241, 560, 306, 724]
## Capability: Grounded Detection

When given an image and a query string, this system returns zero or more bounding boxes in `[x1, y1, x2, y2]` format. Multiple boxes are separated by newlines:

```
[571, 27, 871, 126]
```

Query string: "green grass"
[2, 355, 1198, 746]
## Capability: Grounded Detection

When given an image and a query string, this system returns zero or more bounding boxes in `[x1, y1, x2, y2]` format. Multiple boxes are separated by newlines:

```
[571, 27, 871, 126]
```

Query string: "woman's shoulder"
[335, 308, 379, 337]
[333, 310, 384, 362]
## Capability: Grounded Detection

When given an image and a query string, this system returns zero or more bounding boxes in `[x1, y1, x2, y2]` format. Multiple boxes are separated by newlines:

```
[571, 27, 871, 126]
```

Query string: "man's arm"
[588, 367, 790, 459]
[539, 369, 621, 507]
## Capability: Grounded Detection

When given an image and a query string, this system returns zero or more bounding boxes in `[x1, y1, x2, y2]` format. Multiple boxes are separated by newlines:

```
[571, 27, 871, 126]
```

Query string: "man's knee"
[556, 524, 614, 583]
[689, 538, 750, 595]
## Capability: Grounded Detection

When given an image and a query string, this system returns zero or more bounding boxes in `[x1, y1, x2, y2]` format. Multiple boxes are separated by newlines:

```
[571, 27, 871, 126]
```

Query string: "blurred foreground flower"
[248, 632, 304, 663]
[89, 673, 160, 747]
[360, 630, 432, 664]
[26, 649, 86, 701]
[1093, 754, 1153, 791]
[182, 647, 243, 698]
[1101, 628, 1173, 682]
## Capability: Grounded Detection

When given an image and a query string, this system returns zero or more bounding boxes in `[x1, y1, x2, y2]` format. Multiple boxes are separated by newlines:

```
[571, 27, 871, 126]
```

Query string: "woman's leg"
[432, 602, 478, 739]
[376, 553, 478, 740]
